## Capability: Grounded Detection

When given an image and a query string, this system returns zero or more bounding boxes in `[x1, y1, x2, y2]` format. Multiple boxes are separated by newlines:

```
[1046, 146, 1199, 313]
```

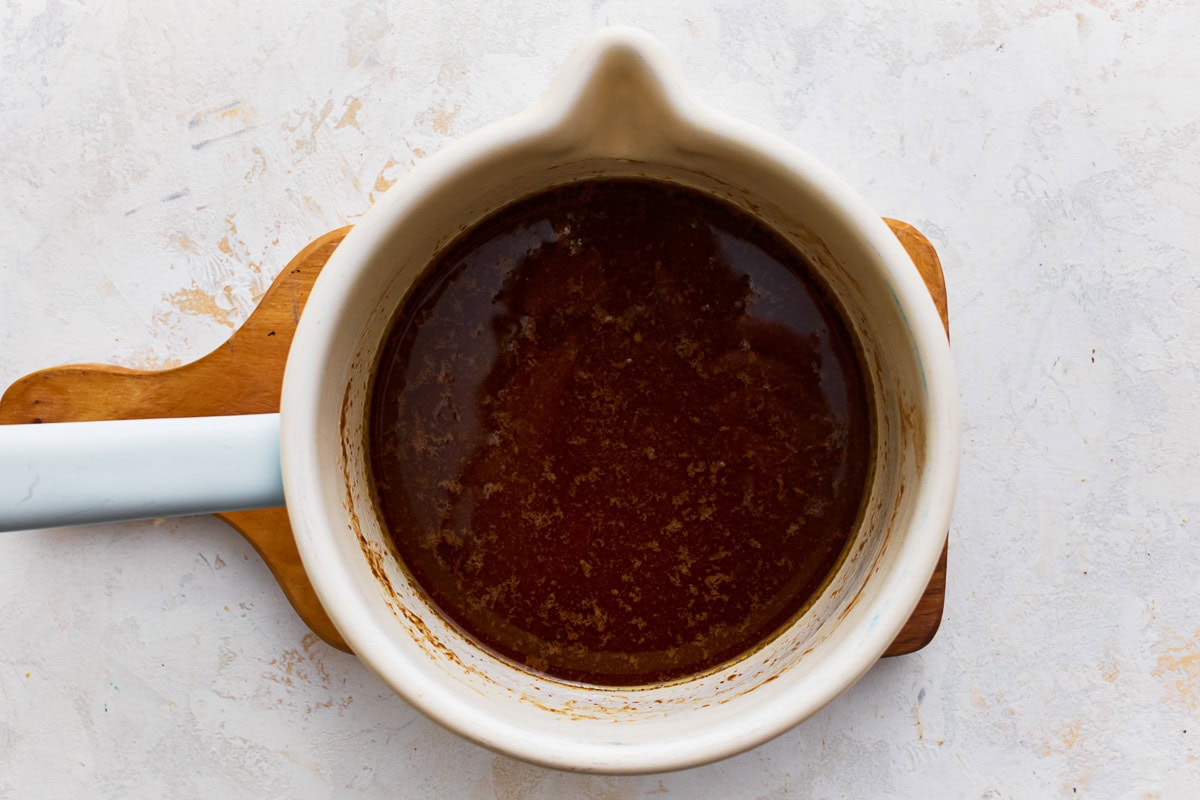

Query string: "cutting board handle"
[0, 413, 284, 532]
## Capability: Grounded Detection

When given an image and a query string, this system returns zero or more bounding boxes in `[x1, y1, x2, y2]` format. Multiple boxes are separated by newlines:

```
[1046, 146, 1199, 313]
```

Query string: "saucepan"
[0, 28, 958, 773]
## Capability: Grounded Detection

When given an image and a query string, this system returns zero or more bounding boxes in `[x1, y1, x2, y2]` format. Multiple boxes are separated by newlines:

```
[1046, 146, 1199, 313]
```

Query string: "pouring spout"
[537, 27, 701, 160]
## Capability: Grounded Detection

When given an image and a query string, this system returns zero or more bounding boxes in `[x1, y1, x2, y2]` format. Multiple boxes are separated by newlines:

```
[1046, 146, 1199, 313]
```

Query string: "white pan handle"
[0, 413, 284, 532]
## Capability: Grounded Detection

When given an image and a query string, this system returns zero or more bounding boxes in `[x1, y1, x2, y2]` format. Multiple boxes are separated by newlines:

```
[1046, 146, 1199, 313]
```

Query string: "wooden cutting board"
[0, 220, 949, 657]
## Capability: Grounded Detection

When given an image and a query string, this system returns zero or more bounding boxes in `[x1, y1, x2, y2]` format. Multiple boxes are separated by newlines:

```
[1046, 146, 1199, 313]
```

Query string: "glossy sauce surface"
[368, 180, 871, 685]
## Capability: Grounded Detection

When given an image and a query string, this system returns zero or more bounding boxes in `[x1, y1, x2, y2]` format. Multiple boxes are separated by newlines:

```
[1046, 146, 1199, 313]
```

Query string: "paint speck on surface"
[244, 146, 268, 181]
[335, 98, 363, 130]
[170, 233, 199, 253]
[373, 157, 400, 195]
[415, 104, 461, 135]
[212, 214, 263, 274]
[1043, 722, 1084, 756]
[161, 283, 236, 329]
[300, 633, 332, 689]
[288, 98, 335, 155]
[264, 635, 333, 691]
[263, 652, 300, 687]
[1062, 723, 1083, 750]
[1154, 630, 1200, 710]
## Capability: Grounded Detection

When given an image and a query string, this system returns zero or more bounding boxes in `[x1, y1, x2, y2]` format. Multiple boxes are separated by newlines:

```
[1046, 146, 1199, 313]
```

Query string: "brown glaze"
[367, 179, 871, 686]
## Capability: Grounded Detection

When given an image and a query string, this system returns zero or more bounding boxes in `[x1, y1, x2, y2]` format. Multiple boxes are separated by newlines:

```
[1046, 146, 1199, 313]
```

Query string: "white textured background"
[2, 1, 1199, 797]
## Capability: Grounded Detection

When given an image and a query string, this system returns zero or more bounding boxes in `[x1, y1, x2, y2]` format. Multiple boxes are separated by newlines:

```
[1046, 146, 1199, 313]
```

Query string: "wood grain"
[0, 220, 948, 658]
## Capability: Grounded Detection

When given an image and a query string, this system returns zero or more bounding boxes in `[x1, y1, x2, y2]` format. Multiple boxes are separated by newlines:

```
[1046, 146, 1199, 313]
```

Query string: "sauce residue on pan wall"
[368, 179, 871, 686]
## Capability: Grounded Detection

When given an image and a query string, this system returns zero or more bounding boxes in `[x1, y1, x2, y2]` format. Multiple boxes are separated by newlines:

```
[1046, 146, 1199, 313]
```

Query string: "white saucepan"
[0, 28, 958, 773]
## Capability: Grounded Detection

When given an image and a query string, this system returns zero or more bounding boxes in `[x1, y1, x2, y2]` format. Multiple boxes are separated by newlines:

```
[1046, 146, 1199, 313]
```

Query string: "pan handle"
[0, 413, 284, 532]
